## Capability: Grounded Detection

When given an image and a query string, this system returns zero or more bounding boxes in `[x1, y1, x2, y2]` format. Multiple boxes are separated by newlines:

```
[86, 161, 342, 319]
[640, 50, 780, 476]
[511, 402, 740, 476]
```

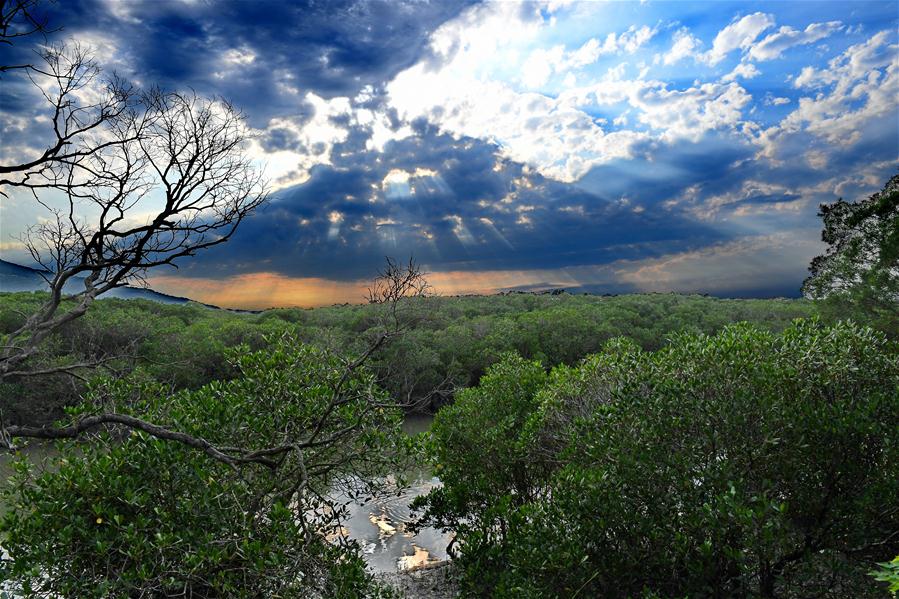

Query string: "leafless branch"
[0, 0, 56, 51]
[1, 90, 267, 383]
[0, 51, 268, 445]
[4, 412, 282, 468]
[0, 44, 136, 184]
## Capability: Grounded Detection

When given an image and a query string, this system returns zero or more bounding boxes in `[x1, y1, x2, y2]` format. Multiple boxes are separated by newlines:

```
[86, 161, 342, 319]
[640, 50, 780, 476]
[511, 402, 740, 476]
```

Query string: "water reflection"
[337, 413, 451, 572]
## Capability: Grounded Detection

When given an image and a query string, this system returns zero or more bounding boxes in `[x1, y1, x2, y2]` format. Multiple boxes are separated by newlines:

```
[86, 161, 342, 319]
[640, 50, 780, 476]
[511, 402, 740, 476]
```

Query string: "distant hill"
[0, 259, 219, 308]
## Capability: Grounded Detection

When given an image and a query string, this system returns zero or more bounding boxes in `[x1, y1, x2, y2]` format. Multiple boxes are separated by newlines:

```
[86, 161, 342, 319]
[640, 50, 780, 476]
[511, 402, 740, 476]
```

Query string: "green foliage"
[304, 292, 817, 409]
[413, 353, 548, 552]
[871, 556, 899, 596]
[0, 291, 818, 425]
[803, 174, 899, 336]
[418, 320, 899, 598]
[0, 336, 405, 598]
[0, 287, 892, 597]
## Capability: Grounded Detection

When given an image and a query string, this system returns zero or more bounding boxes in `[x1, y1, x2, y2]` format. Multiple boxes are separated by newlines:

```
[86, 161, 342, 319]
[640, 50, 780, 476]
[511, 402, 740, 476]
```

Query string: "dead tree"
[366, 256, 432, 332]
[0, 0, 54, 55]
[0, 86, 267, 446]
[1, 4, 129, 185]
[1, 87, 266, 371]
[0, 44, 137, 189]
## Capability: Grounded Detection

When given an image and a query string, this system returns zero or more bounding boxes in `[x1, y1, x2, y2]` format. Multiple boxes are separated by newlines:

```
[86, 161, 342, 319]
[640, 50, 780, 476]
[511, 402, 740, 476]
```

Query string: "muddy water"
[337, 413, 452, 572]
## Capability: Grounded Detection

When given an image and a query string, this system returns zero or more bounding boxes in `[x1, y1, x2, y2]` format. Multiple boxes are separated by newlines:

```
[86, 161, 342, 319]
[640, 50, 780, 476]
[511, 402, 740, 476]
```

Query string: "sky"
[0, 0, 897, 308]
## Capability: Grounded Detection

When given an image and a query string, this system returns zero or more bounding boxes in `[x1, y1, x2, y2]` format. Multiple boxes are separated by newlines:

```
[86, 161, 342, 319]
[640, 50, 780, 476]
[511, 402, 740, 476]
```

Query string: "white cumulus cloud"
[748, 21, 842, 61]
[521, 25, 658, 89]
[758, 30, 898, 154]
[722, 62, 761, 82]
[662, 28, 703, 65]
[705, 12, 775, 65]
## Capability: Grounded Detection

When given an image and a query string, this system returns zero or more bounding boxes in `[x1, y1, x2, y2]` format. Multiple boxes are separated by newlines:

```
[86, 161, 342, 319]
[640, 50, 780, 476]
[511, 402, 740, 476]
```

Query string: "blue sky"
[1, 0, 896, 307]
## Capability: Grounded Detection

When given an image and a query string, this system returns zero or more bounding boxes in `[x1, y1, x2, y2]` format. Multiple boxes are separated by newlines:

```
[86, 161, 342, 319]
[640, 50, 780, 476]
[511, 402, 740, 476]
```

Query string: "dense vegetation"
[1, 337, 408, 597]
[0, 291, 822, 596]
[416, 320, 899, 598]
[0, 291, 815, 426]
[803, 174, 899, 337]
[1, 290, 897, 597]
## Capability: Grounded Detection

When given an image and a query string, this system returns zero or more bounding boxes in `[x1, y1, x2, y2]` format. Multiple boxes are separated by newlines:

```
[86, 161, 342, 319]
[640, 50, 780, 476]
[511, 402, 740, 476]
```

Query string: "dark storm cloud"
[15, 0, 474, 127]
[180, 126, 728, 282]
[576, 135, 757, 205]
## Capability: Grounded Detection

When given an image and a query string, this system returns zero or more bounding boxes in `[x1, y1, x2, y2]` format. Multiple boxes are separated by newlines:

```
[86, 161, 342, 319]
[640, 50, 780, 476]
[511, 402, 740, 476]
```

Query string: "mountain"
[0, 259, 219, 308]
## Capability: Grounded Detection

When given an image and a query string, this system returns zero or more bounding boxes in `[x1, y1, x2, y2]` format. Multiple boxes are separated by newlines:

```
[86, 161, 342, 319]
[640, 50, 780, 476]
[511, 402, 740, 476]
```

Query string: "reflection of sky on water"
[340, 472, 450, 572]
[339, 414, 451, 572]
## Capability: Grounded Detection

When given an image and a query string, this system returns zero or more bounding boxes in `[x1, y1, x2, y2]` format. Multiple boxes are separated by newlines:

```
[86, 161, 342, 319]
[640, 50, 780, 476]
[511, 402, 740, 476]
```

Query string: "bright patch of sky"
[1, 0, 896, 305]
[386, 0, 895, 183]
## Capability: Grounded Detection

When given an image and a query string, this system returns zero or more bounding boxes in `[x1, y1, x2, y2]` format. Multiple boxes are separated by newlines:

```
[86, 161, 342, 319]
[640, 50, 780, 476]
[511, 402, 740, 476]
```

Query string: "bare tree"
[0, 85, 267, 446]
[0, 0, 54, 55]
[0, 7, 425, 502]
[1, 3, 134, 187]
[366, 256, 431, 331]
[0, 44, 136, 189]
[1, 88, 266, 370]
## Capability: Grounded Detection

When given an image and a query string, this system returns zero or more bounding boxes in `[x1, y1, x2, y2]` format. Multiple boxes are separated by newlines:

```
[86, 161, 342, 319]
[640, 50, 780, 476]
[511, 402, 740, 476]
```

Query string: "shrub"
[0, 336, 406, 598]
[417, 320, 899, 598]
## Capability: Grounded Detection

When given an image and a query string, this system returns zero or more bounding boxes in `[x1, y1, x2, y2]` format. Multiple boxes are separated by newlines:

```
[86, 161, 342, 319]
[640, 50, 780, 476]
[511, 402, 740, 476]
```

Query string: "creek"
[336, 413, 451, 572]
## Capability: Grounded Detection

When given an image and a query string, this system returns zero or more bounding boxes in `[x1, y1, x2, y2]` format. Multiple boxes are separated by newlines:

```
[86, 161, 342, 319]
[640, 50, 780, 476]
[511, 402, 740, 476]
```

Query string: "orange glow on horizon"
[147, 268, 572, 310]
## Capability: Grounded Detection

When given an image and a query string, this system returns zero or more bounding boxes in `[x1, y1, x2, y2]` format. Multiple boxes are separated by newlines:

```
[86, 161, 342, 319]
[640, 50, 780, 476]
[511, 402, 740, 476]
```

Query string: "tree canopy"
[416, 320, 899, 598]
[803, 174, 899, 315]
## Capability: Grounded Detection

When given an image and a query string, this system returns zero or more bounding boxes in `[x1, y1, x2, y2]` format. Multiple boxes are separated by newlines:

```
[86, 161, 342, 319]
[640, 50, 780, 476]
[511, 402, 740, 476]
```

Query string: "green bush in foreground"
[417, 319, 899, 598]
[0, 336, 404, 598]
[871, 556, 899, 596]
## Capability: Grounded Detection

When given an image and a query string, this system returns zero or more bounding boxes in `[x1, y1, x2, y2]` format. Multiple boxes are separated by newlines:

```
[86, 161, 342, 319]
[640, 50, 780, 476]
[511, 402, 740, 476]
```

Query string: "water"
[338, 413, 451, 572]
[0, 414, 449, 575]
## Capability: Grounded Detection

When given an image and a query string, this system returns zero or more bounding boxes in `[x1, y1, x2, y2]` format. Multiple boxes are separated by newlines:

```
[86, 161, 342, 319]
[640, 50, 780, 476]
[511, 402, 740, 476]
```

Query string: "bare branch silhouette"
[1, 86, 267, 441]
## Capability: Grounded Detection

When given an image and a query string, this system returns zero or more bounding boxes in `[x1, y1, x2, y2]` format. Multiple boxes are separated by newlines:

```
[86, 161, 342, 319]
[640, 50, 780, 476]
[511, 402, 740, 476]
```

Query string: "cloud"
[661, 27, 702, 66]
[748, 21, 842, 61]
[387, 3, 761, 183]
[760, 30, 898, 152]
[389, 55, 649, 180]
[249, 93, 353, 187]
[562, 79, 752, 143]
[705, 12, 775, 65]
[178, 126, 729, 285]
[521, 25, 658, 89]
[764, 94, 791, 106]
[29, 0, 473, 127]
[792, 29, 897, 89]
[3, 0, 897, 305]
[150, 231, 819, 309]
[615, 232, 820, 296]
[148, 272, 369, 309]
[722, 62, 761, 82]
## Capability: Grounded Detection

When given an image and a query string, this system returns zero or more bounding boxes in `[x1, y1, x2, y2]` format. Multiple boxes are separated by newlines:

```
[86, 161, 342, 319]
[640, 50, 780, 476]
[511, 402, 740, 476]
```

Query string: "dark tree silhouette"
[0, 4, 270, 445]
[0, 0, 54, 54]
